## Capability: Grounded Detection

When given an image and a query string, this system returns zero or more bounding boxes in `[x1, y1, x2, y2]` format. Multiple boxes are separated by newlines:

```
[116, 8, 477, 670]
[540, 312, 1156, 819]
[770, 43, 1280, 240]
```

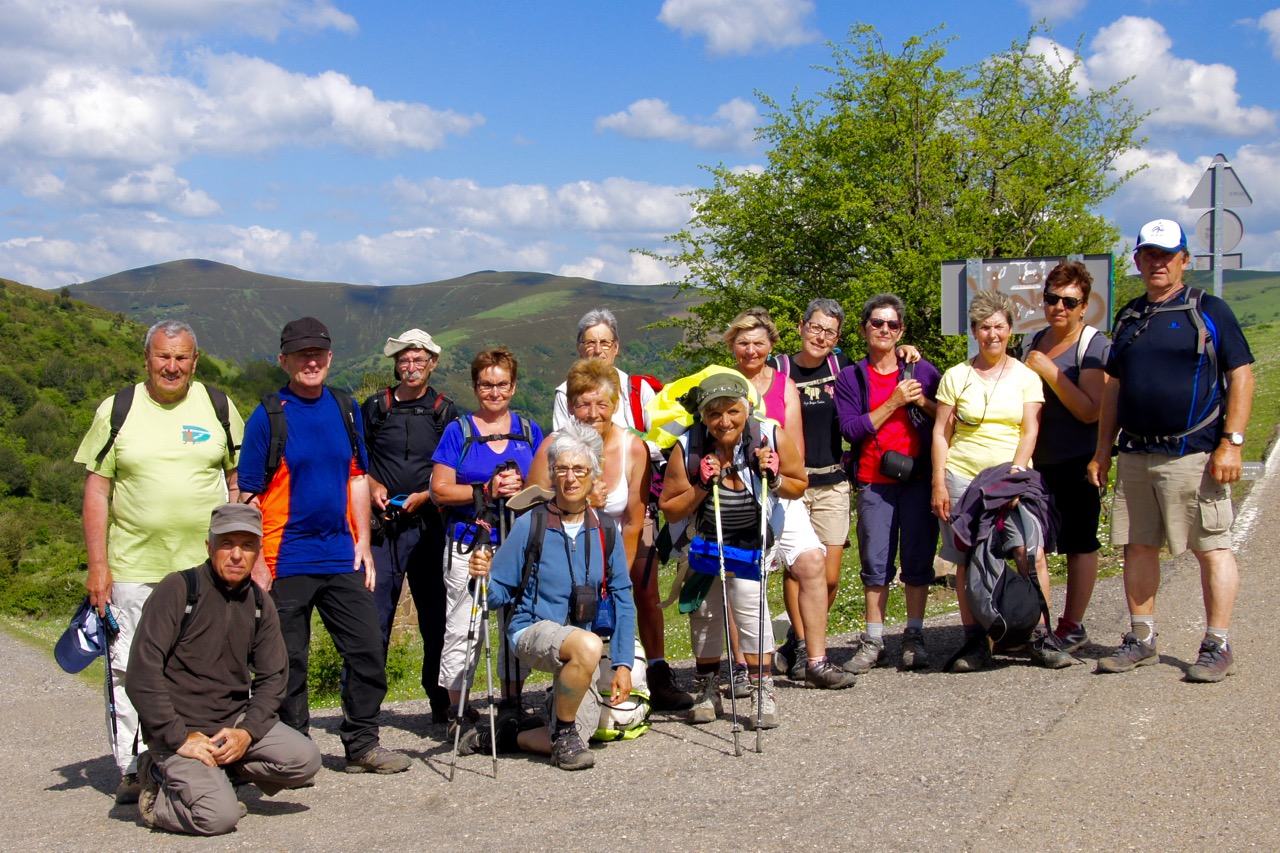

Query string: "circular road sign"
[1195, 209, 1243, 253]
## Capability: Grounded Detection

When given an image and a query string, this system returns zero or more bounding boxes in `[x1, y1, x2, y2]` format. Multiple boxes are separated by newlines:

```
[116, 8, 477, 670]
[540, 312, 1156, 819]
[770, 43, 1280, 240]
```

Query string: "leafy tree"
[649, 25, 1144, 366]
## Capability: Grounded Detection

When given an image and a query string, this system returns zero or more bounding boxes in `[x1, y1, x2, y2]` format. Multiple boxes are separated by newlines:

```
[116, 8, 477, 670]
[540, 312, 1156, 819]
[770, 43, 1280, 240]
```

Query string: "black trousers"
[273, 571, 387, 760]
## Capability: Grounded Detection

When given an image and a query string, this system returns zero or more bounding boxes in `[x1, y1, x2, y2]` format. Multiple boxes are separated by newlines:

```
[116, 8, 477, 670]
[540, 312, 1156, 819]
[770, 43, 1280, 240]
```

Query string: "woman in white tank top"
[528, 359, 650, 565]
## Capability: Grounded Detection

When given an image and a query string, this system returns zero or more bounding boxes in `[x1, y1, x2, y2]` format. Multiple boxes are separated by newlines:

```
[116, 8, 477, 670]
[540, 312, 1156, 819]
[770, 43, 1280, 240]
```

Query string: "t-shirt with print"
[782, 352, 853, 487]
[432, 413, 544, 545]
[936, 358, 1044, 480]
[74, 381, 244, 583]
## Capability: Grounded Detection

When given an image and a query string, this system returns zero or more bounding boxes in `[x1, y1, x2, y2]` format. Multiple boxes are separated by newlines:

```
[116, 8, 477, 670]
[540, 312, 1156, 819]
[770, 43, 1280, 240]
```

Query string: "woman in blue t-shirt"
[1024, 261, 1109, 654]
[431, 347, 544, 724]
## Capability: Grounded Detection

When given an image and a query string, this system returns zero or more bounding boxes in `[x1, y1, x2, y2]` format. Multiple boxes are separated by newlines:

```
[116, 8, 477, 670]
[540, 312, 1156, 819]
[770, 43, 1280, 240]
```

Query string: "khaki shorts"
[801, 480, 852, 546]
[515, 621, 602, 736]
[1112, 452, 1233, 555]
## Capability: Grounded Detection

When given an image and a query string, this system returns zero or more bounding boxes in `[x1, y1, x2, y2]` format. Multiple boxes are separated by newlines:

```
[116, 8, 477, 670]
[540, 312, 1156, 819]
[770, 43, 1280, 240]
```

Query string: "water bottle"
[1241, 462, 1265, 481]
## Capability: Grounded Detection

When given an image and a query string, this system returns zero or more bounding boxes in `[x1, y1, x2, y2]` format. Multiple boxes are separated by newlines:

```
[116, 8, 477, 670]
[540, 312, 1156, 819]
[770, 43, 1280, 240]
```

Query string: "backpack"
[260, 388, 360, 489]
[95, 384, 237, 466]
[511, 503, 618, 613]
[457, 413, 534, 467]
[627, 374, 663, 434]
[591, 650, 650, 742]
[165, 567, 263, 664]
[959, 502, 1050, 647]
[366, 386, 453, 443]
[1021, 325, 1102, 373]
[1110, 287, 1221, 443]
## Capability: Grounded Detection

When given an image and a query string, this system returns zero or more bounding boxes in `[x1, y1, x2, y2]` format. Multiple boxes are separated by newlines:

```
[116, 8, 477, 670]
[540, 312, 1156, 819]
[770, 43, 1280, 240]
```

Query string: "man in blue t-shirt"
[238, 317, 410, 774]
[1089, 219, 1255, 683]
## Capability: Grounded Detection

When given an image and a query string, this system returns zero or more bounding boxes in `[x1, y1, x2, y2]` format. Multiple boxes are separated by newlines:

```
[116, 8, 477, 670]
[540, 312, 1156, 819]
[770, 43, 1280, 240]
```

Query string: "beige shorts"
[801, 479, 851, 546]
[515, 621, 601, 736]
[1112, 452, 1233, 555]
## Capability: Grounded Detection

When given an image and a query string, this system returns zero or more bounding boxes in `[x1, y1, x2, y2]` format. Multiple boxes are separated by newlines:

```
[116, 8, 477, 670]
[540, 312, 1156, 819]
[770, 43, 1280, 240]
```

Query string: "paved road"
[7, 464, 1279, 851]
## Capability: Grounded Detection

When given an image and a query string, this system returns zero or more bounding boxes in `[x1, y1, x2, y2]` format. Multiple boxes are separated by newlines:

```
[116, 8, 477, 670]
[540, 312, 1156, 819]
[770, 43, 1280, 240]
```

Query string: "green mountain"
[68, 260, 696, 422]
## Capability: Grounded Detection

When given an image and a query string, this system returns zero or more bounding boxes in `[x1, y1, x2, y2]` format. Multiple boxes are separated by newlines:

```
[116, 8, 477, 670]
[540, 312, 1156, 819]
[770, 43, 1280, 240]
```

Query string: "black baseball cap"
[280, 317, 332, 354]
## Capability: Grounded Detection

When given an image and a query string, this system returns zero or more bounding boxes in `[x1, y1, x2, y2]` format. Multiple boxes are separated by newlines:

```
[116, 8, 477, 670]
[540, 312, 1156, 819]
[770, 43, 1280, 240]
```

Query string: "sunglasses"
[868, 317, 903, 331]
[1043, 292, 1083, 310]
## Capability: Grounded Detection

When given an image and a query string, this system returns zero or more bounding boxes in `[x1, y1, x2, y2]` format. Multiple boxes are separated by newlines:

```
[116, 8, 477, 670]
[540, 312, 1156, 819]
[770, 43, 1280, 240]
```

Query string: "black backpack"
[95, 384, 237, 465]
[959, 502, 1050, 648]
[456, 412, 534, 467]
[260, 388, 360, 488]
[165, 567, 263, 664]
[365, 386, 454, 443]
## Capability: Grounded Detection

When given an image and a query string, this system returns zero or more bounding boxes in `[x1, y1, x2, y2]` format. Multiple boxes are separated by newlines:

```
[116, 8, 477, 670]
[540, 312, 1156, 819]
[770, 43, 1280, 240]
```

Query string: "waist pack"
[687, 536, 764, 582]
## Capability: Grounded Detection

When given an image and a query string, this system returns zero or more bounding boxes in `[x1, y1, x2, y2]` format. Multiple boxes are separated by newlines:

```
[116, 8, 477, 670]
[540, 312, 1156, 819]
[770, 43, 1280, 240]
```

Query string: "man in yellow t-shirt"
[73, 320, 243, 805]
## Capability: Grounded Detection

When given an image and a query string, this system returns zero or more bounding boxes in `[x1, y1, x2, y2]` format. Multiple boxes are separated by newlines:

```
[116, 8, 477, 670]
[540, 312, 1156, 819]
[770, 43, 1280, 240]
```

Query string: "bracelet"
[1010, 464, 1027, 472]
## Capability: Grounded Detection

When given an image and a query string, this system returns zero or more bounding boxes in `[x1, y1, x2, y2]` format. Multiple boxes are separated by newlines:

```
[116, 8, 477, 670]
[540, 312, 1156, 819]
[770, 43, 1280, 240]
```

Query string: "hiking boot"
[730, 663, 753, 699]
[842, 633, 885, 675]
[805, 658, 856, 690]
[446, 703, 481, 739]
[1185, 637, 1235, 683]
[744, 676, 778, 730]
[647, 660, 694, 711]
[686, 674, 723, 725]
[344, 746, 411, 774]
[1095, 632, 1158, 674]
[457, 725, 492, 757]
[136, 753, 158, 826]
[236, 801, 248, 820]
[773, 628, 798, 676]
[549, 728, 594, 771]
[900, 627, 930, 670]
[947, 638, 993, 673]
[1053, 619, 1089, 654]
[784, 639, 808, 680]
[1030, 626, 1075, 669]
[115, 772, 141, 805]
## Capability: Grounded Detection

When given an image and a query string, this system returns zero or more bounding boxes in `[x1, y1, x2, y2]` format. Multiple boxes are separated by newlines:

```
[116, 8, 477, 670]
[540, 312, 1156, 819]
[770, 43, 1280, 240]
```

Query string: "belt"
[805, 464, 843, 476]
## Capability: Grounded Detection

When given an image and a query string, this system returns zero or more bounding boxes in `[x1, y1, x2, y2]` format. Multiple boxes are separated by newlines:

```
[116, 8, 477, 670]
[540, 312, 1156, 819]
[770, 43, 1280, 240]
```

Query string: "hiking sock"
[1131, 617, 1155, 643]
[906, 618, 924, 631]
[1206, 626, 1230, 645]
[807, 654, 828, 667]
[552, 717, 575, 741]
[866, 622, 884, 641]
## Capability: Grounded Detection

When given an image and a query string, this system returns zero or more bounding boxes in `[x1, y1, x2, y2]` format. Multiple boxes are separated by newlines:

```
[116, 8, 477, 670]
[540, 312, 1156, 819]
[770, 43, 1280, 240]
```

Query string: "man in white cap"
[1088, 218, 1255, 682]
[361, 328, 457, 724]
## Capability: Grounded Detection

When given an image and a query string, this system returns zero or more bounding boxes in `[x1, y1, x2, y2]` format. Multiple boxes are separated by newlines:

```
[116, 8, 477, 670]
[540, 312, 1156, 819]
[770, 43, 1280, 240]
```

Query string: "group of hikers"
[63, 216, 1254, 835]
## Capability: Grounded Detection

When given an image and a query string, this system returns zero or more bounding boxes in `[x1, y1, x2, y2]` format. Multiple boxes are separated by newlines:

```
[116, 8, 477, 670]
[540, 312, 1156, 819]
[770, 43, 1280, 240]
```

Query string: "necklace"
[955, 355, 1007, 427]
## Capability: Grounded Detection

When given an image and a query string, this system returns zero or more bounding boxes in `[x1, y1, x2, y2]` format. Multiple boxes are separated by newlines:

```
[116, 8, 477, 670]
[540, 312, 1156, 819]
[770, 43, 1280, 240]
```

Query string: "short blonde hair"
[722, 307, 780, 347]
[565, 358, 620, 406]
[968, 290, 1015, 330]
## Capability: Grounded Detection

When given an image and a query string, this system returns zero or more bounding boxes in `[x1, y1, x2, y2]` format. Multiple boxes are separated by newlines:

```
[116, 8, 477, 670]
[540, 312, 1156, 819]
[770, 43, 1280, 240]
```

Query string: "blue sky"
[2, 0, 1279, 289]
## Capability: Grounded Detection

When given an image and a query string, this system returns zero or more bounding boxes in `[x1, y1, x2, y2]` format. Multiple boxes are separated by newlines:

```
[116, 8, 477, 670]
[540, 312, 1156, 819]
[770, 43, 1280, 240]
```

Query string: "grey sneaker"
[549, 728, 594, 771]
[116, 772, 142, 806]
[344, 746, 411, 774]
[136, 754, 157, 827]
[1096, 632, 1158, 674]
[457, 725, 492, 757]
[745, 676, 778, 730]
[842, 633, 885, 675]
[647, 660, 694, 711]
[730, 663, 753, 699]
[1185, 637, 1235, 683]
[773, 628, 798, 676]
[1030, 626, 1075, 669]
[900, 628, 930, 670]
[1053, 619, 1089, 653]
[686, 674, 723, 725]
[786, 640, 808, 680]
[805, 658, 856, 690]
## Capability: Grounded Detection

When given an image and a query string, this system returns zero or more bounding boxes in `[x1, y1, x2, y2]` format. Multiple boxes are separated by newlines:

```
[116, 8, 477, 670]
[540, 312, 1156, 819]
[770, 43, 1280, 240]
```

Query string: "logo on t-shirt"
[182, 426, 212, 444]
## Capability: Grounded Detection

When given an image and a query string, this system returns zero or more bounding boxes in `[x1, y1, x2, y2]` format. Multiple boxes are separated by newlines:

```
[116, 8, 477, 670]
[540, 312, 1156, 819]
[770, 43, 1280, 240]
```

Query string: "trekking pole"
[755, 468, 770, 754]
[712, 480, 742, 758]
[103, 605, 120, 760]
[449, 577, 486, 782]
[481, 571, 498, 777]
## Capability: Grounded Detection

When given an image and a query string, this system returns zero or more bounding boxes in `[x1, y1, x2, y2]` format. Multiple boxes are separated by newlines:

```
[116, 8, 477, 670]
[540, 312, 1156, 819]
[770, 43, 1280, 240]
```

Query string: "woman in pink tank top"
[723, 307, 803, 457]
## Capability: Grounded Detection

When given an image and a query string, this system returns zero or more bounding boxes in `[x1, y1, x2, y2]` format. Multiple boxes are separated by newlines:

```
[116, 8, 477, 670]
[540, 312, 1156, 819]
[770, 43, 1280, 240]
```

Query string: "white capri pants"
[439, 538, 529, 691]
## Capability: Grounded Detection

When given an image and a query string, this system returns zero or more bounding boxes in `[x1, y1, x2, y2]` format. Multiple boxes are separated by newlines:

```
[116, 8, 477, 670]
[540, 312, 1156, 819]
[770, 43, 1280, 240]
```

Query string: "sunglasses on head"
[1043, 292, 1083, 310]
[868, 317, 902, 331]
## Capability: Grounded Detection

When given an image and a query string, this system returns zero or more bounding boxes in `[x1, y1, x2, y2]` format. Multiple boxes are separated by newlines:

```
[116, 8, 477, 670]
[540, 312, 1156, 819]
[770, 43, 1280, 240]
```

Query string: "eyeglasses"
[396, 357, 432, 367]
[1043, 293, 1083, 310]
[868, 318, 903, 331]
[803, 322, 840, 341]
[552, 465, 592, 479]
[475, 381, 513, 393]
[580, 338, 616, 352]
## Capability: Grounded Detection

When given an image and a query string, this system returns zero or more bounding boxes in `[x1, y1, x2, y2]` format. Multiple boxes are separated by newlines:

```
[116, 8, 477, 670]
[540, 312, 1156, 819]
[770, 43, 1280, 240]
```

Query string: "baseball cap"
[383, 328, 442, 358]
[55, 597, 107, 674]
[280, 317, 332, 354]
[209, 503, 263, 538]
[1136, 219, 1187, 252]
[696, 372, 752, 409]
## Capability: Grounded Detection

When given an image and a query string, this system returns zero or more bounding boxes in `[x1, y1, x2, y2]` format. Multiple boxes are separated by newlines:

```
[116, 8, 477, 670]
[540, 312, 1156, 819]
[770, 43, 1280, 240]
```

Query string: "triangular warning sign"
[1187, 154, 1252, 209]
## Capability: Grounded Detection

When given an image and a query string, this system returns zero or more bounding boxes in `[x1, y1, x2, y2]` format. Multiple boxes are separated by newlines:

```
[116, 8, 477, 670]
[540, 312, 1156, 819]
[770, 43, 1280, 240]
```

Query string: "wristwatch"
[1226, 432, 1245, 447]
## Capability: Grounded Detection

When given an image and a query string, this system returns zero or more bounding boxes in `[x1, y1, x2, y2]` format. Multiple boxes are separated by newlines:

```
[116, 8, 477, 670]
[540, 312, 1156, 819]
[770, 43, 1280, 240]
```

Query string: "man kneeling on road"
[126, 504, 320, 835]
[466, 423, 635, 770]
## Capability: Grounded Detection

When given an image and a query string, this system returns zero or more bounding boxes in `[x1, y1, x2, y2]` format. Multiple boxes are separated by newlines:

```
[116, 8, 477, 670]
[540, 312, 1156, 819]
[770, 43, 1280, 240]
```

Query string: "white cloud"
[1087, 16, 1275, 136]
[1017, 0, 1087, 23]
[1260, 8, 1280, 59]
[658, 0, 817, 55]
[596, 97, 759, 150]
[102, 166, 222, 217]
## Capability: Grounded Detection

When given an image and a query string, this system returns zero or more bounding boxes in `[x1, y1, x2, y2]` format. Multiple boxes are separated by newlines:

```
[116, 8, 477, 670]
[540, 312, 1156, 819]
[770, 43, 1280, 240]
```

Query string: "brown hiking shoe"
[647, 660, 694, 710]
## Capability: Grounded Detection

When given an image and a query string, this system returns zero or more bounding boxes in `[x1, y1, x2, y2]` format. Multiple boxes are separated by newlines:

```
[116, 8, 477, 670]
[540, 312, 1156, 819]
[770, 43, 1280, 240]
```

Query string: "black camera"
[570, 584, 598, 624]
[380, 494, 409, 526]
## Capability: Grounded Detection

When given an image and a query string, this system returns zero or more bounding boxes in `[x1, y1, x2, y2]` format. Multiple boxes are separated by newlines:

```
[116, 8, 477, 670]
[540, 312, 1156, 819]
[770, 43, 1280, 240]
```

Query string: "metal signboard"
[940, 254, 1114, 336]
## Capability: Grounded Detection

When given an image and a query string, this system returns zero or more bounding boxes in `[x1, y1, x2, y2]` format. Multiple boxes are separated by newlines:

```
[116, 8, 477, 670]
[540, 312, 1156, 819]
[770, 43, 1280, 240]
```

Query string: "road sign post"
[1188, 154, 1252, 296]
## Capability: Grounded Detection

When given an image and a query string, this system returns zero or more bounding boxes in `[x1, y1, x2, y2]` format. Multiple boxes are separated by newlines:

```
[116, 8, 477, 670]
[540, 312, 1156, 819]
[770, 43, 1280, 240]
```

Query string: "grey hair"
[576, 308, 619, 344]
[144, 319, 198, 352]
[968, 290, 1015, 329]
[547, 421, 605, 479]
[803, 298, 846, 327]
[860, 294, 906, 327]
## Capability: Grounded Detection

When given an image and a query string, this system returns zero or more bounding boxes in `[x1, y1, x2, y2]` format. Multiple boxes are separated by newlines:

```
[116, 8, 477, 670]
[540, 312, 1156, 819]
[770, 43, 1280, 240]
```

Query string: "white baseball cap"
[1136, 219, 1187, 252]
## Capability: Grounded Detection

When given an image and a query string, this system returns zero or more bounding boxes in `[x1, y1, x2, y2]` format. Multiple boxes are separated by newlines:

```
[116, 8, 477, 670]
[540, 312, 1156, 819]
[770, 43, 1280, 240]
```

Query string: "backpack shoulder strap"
[826, 353, 840, 380]
[165, 567, 202, 664]
[367, 387, 394, 442]
[513, 505, 548, 609]
[327, 387, 360, 463]
[260, 392, 288, 488]
[203, 385, 238, 462]
[95, 385, 138, 465]
[1075, 325, 1100, 372]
